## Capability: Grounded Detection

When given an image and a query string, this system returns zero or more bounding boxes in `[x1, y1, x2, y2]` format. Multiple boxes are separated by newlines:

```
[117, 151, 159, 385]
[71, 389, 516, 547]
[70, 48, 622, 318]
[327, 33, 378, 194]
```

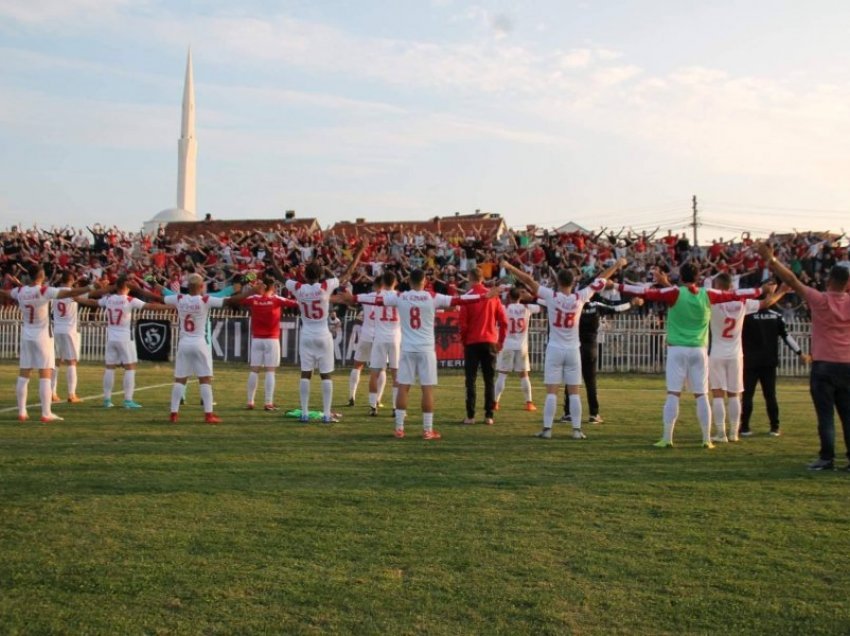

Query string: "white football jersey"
[98, 294, 147, 342]
[382, 290, 457, 353]
[285, 277, 339, 337]
[709, 299, 761, 359]
[12, 285, 60, 341]
[359, 304, 377, 342]
[53, 290, 81, 335]
[164, 293, 224, 344]
[357, 292, 401, 343]
[537, 279, 606, 350]
[503, 302, 541, 351]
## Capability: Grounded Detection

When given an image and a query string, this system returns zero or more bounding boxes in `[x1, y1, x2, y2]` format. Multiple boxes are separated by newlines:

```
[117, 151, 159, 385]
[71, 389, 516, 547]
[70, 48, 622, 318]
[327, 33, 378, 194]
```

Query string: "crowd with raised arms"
[1, 221, 849, 469]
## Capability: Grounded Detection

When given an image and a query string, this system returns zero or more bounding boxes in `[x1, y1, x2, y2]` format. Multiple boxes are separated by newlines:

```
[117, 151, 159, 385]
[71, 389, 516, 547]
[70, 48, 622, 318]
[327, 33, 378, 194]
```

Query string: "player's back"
[390, 290, 441, 352]
[14, 285, 56, 340]
[538, 288, 590, 350]
[709, 299, 760, 358]
[360, 305, 377, 342]
[100, 294, 144, 342]
[286, 278, 337, 337]
[504, 302, 539, 350]
[372, 295, 401, 342]
[170, 294, 221, 345]
[52, 290, 79, 334]
[245, 294, 285, 339]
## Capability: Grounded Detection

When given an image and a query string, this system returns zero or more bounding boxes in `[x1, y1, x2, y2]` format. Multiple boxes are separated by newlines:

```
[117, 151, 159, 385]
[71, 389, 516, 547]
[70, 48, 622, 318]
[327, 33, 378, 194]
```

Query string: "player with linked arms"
[501, 258, 629, 440]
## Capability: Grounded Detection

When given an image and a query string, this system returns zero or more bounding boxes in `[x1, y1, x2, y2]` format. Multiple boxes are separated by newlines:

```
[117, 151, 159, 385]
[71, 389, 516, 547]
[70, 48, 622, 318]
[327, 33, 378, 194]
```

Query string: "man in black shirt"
[562, 295, 642, 424]
[740, 308, 810, 436]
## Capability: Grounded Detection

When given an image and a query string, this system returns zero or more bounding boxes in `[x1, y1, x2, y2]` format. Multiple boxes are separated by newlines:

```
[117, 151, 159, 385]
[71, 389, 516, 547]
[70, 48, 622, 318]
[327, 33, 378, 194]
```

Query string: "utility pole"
[691, 195, 699, 246]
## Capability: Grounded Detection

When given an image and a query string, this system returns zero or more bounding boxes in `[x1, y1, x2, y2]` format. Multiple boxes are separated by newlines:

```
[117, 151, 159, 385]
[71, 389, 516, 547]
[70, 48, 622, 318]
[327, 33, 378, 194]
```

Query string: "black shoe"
[347, 398, 355, 407]
[369, 406, 378, 417]
[588, 414, 604, 425]
[807, 458, 834, 471]
[391, 409, 396, 418]
[180, 397, 185, 405]
[740, 429, 753, 437]
[768, 428, 781, 437]
[560, 414, 571, 423]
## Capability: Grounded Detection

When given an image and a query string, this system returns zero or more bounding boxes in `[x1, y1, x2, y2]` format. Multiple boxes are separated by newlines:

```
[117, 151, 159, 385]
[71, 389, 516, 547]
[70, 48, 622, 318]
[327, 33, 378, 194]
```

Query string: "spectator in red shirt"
[459, 267, 507, 425]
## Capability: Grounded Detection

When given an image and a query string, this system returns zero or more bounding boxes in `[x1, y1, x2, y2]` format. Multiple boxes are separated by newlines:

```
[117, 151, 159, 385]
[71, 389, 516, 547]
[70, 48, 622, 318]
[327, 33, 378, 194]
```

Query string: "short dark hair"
[28, 264, 44, 281]
[468, 267, 482, 283]
[115, 275, 130, 291]
[381, 271, 397, 288]
[713, 272, 732, 290]
[556, 269, 574, 289]
[508, 287, 521, 301]
[304, 262, 322, 283]
[410, 269, 426, 286]
[828, 265, 849, 287]
[680, 263, 698, 284]
[261, 276, 276, 289]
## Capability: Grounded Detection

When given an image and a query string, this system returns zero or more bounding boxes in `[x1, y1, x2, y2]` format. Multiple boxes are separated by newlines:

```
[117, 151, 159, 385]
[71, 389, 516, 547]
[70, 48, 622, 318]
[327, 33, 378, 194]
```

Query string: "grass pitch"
[0, 362, 847, 635]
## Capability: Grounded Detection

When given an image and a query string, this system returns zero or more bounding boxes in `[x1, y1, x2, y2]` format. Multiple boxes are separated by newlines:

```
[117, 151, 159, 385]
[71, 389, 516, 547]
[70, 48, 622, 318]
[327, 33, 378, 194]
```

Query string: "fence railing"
[0, 308, 812, 377]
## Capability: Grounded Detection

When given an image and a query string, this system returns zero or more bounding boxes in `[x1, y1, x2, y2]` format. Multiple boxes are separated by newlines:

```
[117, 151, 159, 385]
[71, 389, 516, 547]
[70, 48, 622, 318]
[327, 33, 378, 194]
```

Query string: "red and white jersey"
[164, 293, 225, 344]
[503, 302, 541, 351]
[537, 279, 606, 350]
[98, 294, 147, 342]
[53, 289, 81, 335]
[356, 292, 401, 343]
[285, 277, 338, 337]
[11, 285, 60, 341]
[359, 305, 378, 342]
[709, 299, 761, 359]
[382, 290, 457, 353]
[242, 294, 297, 339]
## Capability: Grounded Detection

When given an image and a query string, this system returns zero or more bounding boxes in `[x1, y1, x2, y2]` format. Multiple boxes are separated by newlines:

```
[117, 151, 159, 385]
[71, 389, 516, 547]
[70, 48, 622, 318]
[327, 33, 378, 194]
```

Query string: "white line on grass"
[0, 381, 193, 414]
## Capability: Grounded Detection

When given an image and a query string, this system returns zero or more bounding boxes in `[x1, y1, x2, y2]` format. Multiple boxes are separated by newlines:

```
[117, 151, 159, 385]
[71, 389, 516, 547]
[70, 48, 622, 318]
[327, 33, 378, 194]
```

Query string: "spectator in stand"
[759, 242, 850, 471]
[459, 267, 507, 426]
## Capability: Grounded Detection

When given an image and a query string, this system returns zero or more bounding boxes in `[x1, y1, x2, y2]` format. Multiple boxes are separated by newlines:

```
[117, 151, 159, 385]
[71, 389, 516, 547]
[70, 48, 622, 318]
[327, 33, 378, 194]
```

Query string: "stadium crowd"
[0, 220, 847, 315]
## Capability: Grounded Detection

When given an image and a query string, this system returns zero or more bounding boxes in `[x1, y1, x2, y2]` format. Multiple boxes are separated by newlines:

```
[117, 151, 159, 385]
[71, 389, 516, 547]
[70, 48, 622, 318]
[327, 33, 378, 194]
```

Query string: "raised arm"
[757, 241, 808, 297]
[338, 241, 368, 287]
[500, 260, 538, 296]
[223, 284, 258, 306]
[596, 256, 628, 282]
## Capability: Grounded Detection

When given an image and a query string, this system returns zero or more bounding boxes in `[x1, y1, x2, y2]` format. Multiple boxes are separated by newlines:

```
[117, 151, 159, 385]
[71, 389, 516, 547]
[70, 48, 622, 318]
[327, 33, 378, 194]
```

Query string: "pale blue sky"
[2, 0, 850, 238]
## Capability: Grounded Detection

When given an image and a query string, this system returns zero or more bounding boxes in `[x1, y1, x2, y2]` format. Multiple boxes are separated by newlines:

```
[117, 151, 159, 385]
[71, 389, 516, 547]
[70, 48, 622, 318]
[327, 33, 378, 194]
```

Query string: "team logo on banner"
[135, 321, 171, 361]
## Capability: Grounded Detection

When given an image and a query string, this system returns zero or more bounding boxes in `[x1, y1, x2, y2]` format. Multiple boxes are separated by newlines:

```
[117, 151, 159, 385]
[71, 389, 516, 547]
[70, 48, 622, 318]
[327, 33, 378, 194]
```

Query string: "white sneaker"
[711, 435, 729, 443]
[728, 435, 739, 442]
[572, 429, 587, 440]
[535, 428, 552, 439]
[41, 413, 64, 423]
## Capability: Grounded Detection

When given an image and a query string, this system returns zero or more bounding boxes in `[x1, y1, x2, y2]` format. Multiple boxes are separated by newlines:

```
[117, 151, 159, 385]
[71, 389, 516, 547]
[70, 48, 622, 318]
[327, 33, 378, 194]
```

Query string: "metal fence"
[0, 307, 812, 376]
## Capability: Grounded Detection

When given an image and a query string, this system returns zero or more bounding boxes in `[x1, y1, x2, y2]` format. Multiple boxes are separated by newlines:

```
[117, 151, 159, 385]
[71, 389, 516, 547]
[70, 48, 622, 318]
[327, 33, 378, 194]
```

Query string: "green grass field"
[0, 362, 847, 635]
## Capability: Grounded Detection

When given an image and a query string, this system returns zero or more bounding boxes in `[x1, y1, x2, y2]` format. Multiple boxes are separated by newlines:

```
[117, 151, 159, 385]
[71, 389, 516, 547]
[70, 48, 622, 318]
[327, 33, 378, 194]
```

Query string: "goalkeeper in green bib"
[618, 263, 767, 448]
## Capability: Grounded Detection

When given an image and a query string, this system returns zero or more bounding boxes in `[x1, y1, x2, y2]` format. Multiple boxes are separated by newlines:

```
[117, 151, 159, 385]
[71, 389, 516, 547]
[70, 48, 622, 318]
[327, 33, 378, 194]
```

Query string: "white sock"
[51, 368, 59, 394]
[696, 394, 711, 443]
[369, 392, 378, 408]
[392, 386, 398, 410]
[662, 394, 679, 443]
[170, 383, 183, 412]
[520, 376, 532, 403]
[712, 397, 726, 437]
[264, 372, 275, 405]
[123, 370, 135, 402]
[67, 366, 77, 397]
[349, 368, 361, 400]
[39, 379, 52, 417]
[103, 369, 115, 400]
[181, 383, 188, 400]
[569, 394, 582, 430]
[395, 409, 406, 430]
[321, 379, 333, 418]
[200, 384, 214, 413]
[299, 379, 310, 415]
[376, 370, 387, 404]
[246, 371, 258, 405]
[543, 394, 557, 428]
[494, 373, 507, 402]
[727, 396, 741, 439]
[16, 377, 28, 415]
[423, 412, 434, 432]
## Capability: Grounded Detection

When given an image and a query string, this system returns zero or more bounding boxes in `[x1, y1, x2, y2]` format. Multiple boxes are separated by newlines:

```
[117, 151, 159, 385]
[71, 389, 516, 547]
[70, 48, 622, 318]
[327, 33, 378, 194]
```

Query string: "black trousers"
[565, 342, 599, 417]
[809, 361, 850, 461]
[465, 343, 496, 418]
[741, 364, 779, 432]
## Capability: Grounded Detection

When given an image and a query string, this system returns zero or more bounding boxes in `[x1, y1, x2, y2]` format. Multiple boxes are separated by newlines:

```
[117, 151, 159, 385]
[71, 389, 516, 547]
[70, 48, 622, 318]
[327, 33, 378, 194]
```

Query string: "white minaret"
[176, 48, 197, 216]
[144, 48, 199, 235]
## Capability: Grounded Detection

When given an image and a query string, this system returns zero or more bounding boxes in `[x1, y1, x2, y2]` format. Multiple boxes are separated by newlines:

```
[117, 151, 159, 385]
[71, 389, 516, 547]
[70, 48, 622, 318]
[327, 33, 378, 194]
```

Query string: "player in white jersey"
[163, 274, 253, 423]
[76, 276, 171, 409]
[343, 269, 497, 439]
[502, 258, 627, 439]
[0, 265, 90, 422]
[51, 272, 85, 403]
[347, 277, 384, 407]
[494, 287, 541, 412]
[355, 271, 403, 416]
[284, 244, 365, 423]
[708, 273, 786, 442]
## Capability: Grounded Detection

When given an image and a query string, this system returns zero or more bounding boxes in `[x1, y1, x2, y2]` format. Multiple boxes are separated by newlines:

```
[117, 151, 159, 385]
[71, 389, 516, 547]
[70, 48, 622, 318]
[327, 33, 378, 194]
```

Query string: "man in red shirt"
[459, 267, 507, 425]
[241, 276, 298, 410]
